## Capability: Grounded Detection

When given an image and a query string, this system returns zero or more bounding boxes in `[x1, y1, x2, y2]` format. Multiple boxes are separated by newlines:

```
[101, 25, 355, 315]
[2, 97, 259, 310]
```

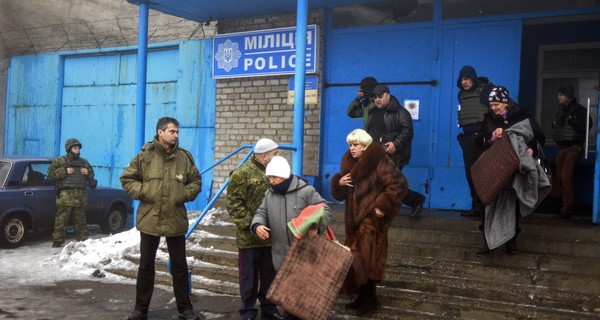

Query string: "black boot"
[356, 281, 379, 316]
[344, 293, 362, 310]
[476, 235, 493, 256]
[505, 235, 519, 255]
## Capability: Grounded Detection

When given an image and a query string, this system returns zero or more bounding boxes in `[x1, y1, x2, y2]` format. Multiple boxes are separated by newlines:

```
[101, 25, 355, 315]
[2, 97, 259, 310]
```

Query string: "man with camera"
[347, 76, 378, 126]
[364, 84, 426, 217]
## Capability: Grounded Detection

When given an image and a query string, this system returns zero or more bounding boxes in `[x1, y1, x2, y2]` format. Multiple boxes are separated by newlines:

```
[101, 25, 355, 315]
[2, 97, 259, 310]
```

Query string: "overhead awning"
[127, 0, 384, 23]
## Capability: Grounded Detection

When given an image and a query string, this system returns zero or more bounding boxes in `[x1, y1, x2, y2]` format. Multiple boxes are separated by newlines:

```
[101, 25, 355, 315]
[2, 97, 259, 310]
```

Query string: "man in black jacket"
[366, 84, 425, 217]
[553, 85, 592, 218]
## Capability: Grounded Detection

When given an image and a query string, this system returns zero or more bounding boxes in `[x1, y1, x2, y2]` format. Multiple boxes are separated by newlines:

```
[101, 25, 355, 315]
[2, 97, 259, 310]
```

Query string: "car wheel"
[101, 205, 126, 234]
[0, 215, 28, 248]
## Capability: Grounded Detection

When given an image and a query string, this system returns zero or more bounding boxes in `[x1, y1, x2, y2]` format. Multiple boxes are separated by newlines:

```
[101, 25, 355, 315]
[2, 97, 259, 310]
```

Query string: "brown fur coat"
[331, 143, 407, 292]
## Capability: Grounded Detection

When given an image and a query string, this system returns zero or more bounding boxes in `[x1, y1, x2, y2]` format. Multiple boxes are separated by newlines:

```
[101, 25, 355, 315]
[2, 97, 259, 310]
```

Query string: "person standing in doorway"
[48, 138, 97, 247]
[366, 84, 426, 217]
[120, 117, 202, 320]
[226, 138, 284, 320]
[456, 65, 491, 217]
[552, 85, 592, 218]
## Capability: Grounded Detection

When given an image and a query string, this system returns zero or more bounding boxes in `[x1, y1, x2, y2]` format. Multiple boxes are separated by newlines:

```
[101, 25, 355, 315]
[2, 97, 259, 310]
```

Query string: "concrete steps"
[107, 203, 600, 319]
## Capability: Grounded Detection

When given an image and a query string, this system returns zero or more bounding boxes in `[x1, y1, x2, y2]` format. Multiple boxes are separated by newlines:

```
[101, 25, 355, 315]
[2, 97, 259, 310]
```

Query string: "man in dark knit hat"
[365, 84, 426, 217]
[347, 76, 378, 126]
[552, 85, 592, 218]
[456, 65, 491, 217]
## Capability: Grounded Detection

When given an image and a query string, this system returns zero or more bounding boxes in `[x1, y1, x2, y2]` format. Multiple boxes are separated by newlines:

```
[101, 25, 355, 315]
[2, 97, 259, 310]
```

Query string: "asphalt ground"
[0, 279, 240, 320]
[0, 228, 240, 320]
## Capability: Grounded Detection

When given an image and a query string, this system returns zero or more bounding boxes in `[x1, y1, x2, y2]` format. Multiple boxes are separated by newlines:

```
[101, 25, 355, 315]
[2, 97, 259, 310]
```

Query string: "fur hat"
[266, 156, 291, 179]
[558, 85, 574, 99]
[254, 138, 278, 154]
[488, 86, 510, 103]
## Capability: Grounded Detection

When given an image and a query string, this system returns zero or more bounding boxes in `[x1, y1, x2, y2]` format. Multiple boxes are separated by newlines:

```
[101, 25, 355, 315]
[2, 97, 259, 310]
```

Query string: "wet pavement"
[0, 279, 240, 320]
[0, 228, 240, 320]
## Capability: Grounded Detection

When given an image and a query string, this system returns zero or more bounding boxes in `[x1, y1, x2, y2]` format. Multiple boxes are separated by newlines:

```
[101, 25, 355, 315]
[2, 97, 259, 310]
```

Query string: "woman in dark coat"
[331, 129, 407, 316]
[475, 86, 548, 255]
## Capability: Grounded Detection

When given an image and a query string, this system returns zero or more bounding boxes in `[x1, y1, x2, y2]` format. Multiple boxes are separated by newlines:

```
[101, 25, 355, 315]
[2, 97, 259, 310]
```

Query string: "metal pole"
[593, 93, 600, 224]
[585, 98, 590, 159]
[292, 0, 308, 176]
[133, 1, 149, 224]
[136, 2, 149, 152]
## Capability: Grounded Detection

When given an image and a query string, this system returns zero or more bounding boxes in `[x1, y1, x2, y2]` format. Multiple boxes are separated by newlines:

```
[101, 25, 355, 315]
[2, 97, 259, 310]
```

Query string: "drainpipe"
[133, 1, 149, 223]
[292, 0, 308, 176]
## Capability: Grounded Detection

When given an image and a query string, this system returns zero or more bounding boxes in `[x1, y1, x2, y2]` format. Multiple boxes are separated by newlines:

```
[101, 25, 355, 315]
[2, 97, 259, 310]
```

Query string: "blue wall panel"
[431, 21, 522, 210]
[321, 20, 522, 211]
[321, 25, 435, 201]
[5, 54, 61, 156]
[5, 40, 216, 211]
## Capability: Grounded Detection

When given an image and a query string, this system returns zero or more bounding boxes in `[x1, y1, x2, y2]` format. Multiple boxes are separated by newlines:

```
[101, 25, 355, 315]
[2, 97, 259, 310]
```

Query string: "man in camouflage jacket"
[226, 138, 283, 320]
[120, 117, 202, 320]
[48, 138, 96, 247]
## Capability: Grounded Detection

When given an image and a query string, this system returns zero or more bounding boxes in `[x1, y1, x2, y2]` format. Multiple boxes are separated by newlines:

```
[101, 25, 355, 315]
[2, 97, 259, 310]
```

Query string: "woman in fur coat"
[331, 129, 407, 316]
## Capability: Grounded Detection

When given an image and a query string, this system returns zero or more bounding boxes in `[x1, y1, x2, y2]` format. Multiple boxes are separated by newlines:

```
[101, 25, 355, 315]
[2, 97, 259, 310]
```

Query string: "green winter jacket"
[226, 157, 272, 249]
[48, 153, 95, 207]
[120, 137, 201, 237]
[347, 97, 376, 127]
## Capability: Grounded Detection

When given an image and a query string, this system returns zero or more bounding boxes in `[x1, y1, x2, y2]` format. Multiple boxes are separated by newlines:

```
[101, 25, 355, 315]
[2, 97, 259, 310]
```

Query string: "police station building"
[5, 1, 600, 219]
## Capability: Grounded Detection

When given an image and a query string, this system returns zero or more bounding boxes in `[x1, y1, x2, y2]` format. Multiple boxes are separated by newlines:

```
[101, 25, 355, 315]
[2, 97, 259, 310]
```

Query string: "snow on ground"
[0, 207, 231, 288]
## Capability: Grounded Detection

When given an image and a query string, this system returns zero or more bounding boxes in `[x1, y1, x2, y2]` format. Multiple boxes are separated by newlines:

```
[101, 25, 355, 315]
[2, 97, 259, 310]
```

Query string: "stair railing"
[169, 144, 296, 285]
[186, 143, 296, 239]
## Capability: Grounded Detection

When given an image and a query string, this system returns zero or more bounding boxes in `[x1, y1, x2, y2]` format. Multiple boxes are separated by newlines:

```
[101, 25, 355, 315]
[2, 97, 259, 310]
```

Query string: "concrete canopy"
[126, 0, 385, 23]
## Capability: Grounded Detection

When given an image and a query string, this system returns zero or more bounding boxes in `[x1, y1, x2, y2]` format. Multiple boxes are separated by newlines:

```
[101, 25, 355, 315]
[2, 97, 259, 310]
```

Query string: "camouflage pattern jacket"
[226, 157, 272, 249]
[48, 153, 94, 207]
[120, 137, 201, 237]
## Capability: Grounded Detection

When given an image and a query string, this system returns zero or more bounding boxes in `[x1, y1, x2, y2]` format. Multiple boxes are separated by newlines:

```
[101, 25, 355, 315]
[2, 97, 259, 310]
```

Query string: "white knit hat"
[266, 156, 291, 179]
[254, 138, 279, 154]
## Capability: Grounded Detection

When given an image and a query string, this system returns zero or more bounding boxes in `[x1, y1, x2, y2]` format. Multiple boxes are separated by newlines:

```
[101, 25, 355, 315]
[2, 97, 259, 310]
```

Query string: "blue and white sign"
[213, 25, 318, 79]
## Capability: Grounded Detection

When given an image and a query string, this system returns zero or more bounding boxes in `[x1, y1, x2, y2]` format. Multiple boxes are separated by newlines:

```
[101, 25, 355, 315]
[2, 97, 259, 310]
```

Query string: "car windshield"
[0, 161, 11, 187]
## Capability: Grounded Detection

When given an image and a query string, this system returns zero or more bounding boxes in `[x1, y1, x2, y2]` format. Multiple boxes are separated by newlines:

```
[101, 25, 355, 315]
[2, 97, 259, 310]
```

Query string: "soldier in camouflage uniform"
[226, 138, 283, 320]
[48, 138, 97, 247]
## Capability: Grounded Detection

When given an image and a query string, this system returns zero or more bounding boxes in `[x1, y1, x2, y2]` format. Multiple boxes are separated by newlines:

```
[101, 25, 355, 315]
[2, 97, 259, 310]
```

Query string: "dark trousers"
[135, 232, 193, 314]
[458, 131, 484, 211]
[555, 145, 583, 211]
[238, 247, 278, 319]
[397, 165, 425, 207]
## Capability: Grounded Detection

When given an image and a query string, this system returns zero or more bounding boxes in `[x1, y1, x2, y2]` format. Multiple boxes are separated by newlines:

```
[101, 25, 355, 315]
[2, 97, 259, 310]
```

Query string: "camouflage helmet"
[65, 138, 82, 152]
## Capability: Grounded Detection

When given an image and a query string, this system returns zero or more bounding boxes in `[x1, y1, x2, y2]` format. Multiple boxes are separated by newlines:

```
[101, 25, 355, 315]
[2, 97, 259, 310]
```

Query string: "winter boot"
[344, 290, 363, 310]
[127, 310, 148, 320]
[505, 235, 519, 255]
[476, 235, 493, 256]
[356, 281, 379, 316]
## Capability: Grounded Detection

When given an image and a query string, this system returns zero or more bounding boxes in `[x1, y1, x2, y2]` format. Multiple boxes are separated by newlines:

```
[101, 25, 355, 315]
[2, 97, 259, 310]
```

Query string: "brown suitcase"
[266, 235, 353, 320]
[470, 136, 520, 205]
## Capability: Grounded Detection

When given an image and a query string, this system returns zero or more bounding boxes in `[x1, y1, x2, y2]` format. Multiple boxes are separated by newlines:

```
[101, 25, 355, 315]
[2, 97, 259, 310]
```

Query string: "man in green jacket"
[120, 117, 202, 320]
[48, 138, 96, 247]
[226, 138, 283, 320]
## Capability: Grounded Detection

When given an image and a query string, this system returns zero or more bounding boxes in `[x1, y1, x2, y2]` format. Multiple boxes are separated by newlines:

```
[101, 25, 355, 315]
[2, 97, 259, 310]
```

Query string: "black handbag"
[536, 142, 552, 181]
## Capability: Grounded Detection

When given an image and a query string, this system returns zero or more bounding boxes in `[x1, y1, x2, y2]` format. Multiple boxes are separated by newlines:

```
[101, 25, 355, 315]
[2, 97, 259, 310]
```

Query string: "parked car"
[0, 156, 133, 248]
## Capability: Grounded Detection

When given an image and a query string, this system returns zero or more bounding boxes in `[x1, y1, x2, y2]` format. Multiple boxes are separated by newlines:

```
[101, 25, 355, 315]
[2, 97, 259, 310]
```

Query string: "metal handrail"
[185, 144, 296, 239]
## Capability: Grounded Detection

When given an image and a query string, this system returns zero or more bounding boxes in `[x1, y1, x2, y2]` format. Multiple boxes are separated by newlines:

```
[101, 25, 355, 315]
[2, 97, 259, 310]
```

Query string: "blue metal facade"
[5, 40, 216, 210]
[319, 20, 522, 211]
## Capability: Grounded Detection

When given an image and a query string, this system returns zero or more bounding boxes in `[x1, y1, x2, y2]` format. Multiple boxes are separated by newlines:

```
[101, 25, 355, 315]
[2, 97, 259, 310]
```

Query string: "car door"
[21, 162, 57, 229]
